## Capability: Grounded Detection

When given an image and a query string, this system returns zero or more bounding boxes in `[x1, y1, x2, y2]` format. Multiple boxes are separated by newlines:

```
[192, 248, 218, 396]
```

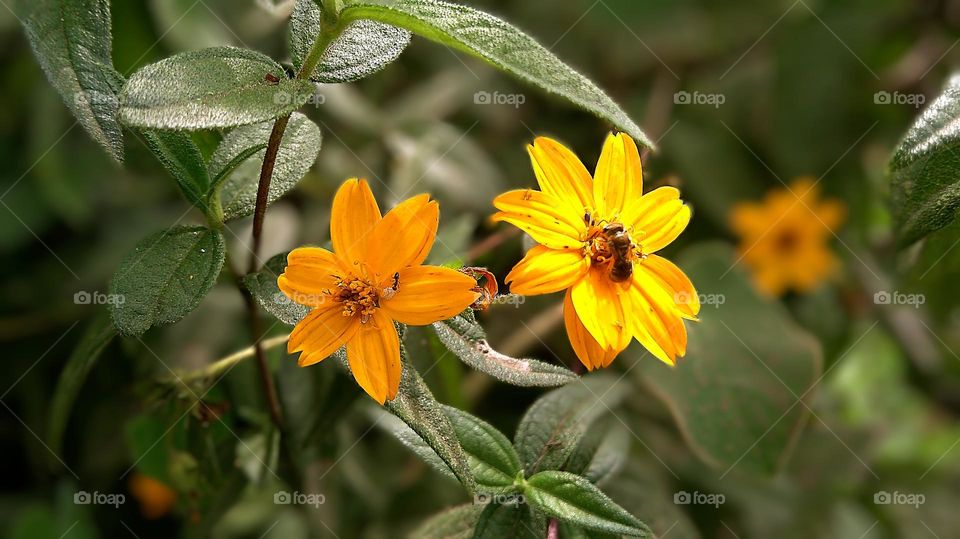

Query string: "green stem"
[172, 334, 290, 385]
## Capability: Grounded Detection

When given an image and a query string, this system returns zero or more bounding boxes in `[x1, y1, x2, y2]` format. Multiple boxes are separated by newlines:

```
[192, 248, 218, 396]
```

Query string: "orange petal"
[331, 179, 382, 267]
[277, 247, 347, 307]
[346, 310, 401, 404]
[288, 305, 359, 367]
[528, 137, 595, 214]
[624, 187, 690, 253]
[627, 272, 689, 364]
[505, 245, 590, 296]
[381, 265, 480, 325]
[593, 133, 643, 220]
[570, 268, 631, 351]
[563, 290, 619, 370]
[365, 194, 438, 280]
[637, 255, 700, 320]
[493, 189, 585, 242]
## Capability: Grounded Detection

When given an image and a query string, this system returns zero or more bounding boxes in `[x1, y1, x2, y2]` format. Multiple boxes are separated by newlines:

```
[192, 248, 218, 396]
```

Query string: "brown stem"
[248, 113, 291, 273]
[244, 289, 285, 428]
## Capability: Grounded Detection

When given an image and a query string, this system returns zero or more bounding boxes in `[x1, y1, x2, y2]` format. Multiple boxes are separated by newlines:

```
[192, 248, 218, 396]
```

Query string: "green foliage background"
[2, 0, 960, 537]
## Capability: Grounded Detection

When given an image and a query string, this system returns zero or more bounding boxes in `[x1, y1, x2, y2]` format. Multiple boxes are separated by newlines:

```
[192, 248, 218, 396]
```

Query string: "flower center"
[774, 229, 800, 252]
[334, 276, 380, 322]
[583, 221, 640, 283]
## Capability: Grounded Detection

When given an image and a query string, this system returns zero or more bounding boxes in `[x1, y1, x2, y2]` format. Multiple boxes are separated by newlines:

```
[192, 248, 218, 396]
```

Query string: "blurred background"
[3, 0, 960, 537]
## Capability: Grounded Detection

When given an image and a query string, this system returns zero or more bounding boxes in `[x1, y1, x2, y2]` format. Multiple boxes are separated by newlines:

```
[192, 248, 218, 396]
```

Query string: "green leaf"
[890, 72, 960, 246]
[47, 312, 116, 455]
[433, 311, 578, 387]
[636, 243, 822, 475]
[524, 470, 649, 537]
[109, 226, 226, 336]
[385, 348, 476, 493]
[208, 112, 322, 220]
[242, 252, 310, 326]
[563, 420, 630, 485]
[444, 405, 522, 491]
[140, 129, 211, 212]
[118, 47, 315, 130]
[290, 0, 410, 83]
[411, 504, 483, 539]
[340, 0, 653, 148]
[17, 0, 125, 161]
[514, 375, 627, 475]
[473, 503, 542, 539]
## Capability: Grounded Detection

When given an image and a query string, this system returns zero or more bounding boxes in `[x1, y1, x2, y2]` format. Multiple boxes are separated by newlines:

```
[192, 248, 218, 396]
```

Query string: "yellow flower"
[279, 179, 480, 403]
[730, 177, 845, 296]
[492, 134, 699, 368]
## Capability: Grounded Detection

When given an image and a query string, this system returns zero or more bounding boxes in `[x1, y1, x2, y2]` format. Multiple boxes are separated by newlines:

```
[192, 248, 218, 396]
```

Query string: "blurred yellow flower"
[129, 473, 176, 519]
[493, 134, 699, 368]
[730, 177, 845, 296]
[279, 179, 480, 404]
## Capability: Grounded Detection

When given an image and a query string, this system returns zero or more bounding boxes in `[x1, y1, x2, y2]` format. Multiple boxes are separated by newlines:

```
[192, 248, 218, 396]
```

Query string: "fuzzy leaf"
[564, 420, 631, 485]
[411, 504, 483, 539]
[109, 226, 226, 336]
[17, 0, 125, 161]
[208, 112, 321, 220]
[340, 0, 653, 148]
[243, 252, 310, 326]
[140, 130, 211, 211]
[473, 503, 542, 539]
[47, 311, 116, 455]
[119, 47, 315, 130]
[290, 0, 410, 83]
[386, 351, 476, 494]
[433, 311, 577, 387]
[890, 72, 960, 246]
[524, 471, 650, 537]
[514, 375, 627, 475]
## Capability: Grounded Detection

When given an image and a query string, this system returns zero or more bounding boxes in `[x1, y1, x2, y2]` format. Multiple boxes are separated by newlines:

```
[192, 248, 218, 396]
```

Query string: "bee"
[602, 223, 634, 282]
[264, 72, 280, 85]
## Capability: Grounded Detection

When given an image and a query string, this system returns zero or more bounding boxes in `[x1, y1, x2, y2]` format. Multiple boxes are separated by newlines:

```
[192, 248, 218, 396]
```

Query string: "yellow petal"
[288, 305, 359, 367]
[626, 188, 690, 253]
[278, 247, 347, 307]
[593, 133, 643, 220]
[816, 199, 846, 232]
[563, 290, 619, 370]
[346, 310, 401, 404]
[505, 245, 590, 296]
[637, 255, 700, 320]
[331, 178, 382, 267]
[625, 276, 685, 365]
[570, 268, 631, 351]
[528, 137, 594, 214]
[493, 188, 585, 239]
[381, 265, 480, 325]
[365, 194, 439, 280]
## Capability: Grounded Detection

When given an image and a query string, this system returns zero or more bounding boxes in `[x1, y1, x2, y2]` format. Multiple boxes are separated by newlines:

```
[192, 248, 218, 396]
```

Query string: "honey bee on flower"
[278, 179, 481, 404]
[492, 133, 699, 369]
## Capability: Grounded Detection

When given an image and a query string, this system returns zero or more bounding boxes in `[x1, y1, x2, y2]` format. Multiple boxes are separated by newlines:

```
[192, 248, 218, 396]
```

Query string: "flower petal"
[288, 305, 359, 367]
[331, 178, 382, 267]
[637, 255, 700, 320]
[627, 272, 689, 365]
[365, 194, 439, 280]
[346, 310, 401, 404]
[381, 265, 480, 325]
[528, 137, 594, 214]
[570, 268, 631, 351]
[593, 133, 643, 220]
[278, 247, 347, 307]
[624, 187, 690, 253]
[493, 189, 584, 249]
[563, 290, 619, 370]
[505, 245, 590, 296]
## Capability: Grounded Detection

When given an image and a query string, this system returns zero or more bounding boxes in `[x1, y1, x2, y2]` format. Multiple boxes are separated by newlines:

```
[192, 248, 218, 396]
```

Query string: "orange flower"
[279, 179, 480, 403]
[493, 134, 699, 368]
[730, 177, 845, 296]
[128, 473, 176, 519]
